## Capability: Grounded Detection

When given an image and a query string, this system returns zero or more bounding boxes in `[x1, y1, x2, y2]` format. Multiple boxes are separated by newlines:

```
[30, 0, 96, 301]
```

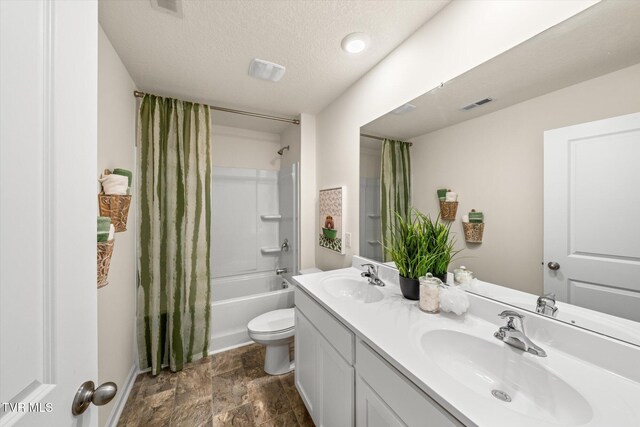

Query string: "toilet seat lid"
[248, 308, 294, 334]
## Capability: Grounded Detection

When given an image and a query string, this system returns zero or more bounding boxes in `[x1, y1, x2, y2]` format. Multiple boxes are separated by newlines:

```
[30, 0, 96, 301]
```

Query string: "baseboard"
[105, 364, 138, 427]
[209, 339, 254, 356]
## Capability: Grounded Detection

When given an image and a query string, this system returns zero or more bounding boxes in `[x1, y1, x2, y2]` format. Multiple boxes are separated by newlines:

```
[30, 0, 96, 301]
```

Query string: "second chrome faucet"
[360, 263, 385, 287]
[494, 310, 547, 357]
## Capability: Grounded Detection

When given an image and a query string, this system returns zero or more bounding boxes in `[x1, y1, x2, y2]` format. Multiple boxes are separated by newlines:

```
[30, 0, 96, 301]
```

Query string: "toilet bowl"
[247, 308, 295, 375]
[248, 268, 323, 375]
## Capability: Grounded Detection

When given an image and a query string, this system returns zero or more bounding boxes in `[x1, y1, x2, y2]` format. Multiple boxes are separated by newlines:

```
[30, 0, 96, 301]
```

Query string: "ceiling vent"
[391, 103, 417, 115]
[150, 0, 183, 18]
[248, 58, 286, 82]
[461, 97, 493, 111]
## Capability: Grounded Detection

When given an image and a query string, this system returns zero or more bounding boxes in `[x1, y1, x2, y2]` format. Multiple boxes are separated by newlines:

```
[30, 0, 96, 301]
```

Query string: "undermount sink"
[421, 330, 593, 426]
[322, 276, 384, 303]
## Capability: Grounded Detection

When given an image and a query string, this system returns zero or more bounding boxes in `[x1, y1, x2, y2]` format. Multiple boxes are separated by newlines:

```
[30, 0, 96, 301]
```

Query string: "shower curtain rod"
[360, 133, 413, 146]
[133, 91, 300, 125]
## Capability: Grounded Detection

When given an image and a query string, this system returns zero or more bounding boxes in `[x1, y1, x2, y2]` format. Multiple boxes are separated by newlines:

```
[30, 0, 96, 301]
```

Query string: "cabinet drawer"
[295, 287, 354, 364]
[356, 340, 463, 427]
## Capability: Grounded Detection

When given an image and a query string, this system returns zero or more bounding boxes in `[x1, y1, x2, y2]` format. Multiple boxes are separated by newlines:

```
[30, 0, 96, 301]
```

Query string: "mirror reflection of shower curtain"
[380, 139, 412, 262]
[278, 163, 299, 274]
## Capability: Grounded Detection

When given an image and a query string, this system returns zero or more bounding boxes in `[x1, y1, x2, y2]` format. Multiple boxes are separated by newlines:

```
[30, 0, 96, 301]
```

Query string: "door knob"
[547, 261, 560, 271]
[72, 381, 117, 415]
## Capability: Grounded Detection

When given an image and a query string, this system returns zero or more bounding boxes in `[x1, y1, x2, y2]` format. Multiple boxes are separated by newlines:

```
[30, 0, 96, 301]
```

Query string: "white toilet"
[248, 308, 295, 375]
[248, 268, 323, 375]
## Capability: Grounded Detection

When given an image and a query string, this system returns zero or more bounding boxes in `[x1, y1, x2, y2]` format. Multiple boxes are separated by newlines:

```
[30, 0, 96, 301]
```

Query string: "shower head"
[277, 145, 290, 156]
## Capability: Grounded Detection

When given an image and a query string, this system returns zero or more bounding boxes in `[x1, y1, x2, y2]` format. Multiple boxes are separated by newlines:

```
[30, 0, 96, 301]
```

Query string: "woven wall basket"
[98, 194, 131, 232]
[97, 239, 115, 288]
[439, 201, 458, 221]
[463, 222, 484, 243]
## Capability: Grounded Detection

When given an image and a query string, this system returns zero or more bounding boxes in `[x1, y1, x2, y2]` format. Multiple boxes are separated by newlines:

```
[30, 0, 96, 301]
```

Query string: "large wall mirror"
[359, 1, 640, 346]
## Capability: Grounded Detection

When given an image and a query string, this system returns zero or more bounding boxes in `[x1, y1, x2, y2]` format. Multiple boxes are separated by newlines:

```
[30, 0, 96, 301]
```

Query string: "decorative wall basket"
[97, 239, 115, 288]
[439, 201, 458, 221]
[98, 194, 131, 232]
[463, 222, 484, 243]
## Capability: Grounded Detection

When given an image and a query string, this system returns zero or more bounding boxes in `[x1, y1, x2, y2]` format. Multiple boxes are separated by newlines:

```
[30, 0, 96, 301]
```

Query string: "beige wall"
[314, 0, 597, 271]
[212, 125, 281, 170]
[97, 26, 138, 426]
[411, 63, 640, 294]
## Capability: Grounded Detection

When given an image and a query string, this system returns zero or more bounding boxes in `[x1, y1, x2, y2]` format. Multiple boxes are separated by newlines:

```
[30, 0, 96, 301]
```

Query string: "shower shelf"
[367, 240, 381, 245]
[367, 214, 381, 219]
[260, 247, 282, 255]
[260, 214, 282, 221]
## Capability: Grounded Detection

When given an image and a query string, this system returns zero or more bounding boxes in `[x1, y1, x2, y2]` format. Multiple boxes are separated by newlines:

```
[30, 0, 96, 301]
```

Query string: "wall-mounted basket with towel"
[98, 169, 132, 232]
[462, 209, 484, 243]
[97, 240, 115, 288]
[97, 216, 115, 288]
[437, 189, 458, 221]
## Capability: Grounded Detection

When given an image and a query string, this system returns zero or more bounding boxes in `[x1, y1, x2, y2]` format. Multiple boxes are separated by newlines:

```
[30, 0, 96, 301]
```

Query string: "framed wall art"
[319, 186, 345, 254]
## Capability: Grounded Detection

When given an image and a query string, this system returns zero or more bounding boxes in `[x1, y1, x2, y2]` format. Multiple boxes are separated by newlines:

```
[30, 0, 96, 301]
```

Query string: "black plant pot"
[399, 275, 420, 300]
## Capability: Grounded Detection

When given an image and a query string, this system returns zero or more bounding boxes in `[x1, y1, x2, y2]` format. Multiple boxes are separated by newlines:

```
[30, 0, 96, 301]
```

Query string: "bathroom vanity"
[292, 261, 640, 427]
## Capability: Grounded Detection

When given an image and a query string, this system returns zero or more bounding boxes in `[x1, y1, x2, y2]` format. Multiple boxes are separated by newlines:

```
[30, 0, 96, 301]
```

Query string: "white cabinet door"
[356, 375, 405, 427]
[295, 309, 317, 419]
[544, 113, 640, 321]
[0, 1, 99, 426]
[317, 334, 354, 427]
[295, 307, 355, 426]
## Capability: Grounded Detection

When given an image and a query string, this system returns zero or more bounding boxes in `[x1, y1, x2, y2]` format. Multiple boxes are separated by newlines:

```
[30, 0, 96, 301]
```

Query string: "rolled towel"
[112, 168, 132, 187]
[108, 224, 115, 241]
[445, 191, 457, 202]
[99, 174, 128, 195]
[469, 210, 484, 223]
[98, 216, 111, 242]
[437, 188, 447, 201]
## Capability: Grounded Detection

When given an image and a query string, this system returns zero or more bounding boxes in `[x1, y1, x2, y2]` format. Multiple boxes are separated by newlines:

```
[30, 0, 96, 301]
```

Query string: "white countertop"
[293, 267, 640, 427]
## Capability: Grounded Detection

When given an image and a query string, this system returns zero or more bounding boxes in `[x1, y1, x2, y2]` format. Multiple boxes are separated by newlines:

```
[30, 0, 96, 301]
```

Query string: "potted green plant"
[422, 213, 460, 284]
[383, 210, 436, 300]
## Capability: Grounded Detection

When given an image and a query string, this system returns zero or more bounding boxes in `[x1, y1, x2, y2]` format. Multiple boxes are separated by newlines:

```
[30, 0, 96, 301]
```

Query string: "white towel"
[108, 224, 115, 241]
[99, 174, 128, 195]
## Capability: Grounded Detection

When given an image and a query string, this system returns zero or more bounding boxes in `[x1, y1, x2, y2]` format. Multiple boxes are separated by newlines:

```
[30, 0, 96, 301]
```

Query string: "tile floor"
[117, 343, 314, 426]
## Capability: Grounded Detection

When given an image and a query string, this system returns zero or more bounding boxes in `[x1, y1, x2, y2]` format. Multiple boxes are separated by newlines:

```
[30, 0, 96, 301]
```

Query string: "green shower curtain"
[137, 94, 212, 374]
[380, 139, 412, 262]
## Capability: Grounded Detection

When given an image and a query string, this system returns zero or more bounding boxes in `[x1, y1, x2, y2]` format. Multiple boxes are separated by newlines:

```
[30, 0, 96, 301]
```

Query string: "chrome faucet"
[276, 268, 288, 275]
[536, 293, 558, 317]
[360, 263, 385, 287]
[494, 310, 547, 357]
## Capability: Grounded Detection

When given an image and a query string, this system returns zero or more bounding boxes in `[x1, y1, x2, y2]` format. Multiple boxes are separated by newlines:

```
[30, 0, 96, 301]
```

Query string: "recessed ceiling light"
[248, 58, 286, 82]
[341, 32, 370, 54]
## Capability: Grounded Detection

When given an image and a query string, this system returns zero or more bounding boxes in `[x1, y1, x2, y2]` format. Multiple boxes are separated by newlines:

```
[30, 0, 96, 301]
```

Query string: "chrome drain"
[491, 389, 512, 402]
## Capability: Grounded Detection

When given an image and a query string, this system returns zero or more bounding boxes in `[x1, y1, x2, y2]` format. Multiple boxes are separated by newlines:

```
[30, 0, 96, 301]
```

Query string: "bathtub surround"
[137, 94, 212, 374]
[380, 139, 411, 262]
[210, 164, 298, 352]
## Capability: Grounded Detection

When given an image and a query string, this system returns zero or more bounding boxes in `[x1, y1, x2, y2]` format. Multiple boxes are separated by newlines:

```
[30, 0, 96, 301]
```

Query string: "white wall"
[314, 0, 598, 270]
[299, 114, 317, 269]
[411, 63, 640, 295]
[98, 26, 138, 426]
[212, 125, 281, 170]
[279, 122, 301, 170]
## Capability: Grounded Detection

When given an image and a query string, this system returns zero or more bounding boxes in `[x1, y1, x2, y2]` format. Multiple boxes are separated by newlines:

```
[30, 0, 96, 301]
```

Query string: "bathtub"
[210, 272, 294, 353]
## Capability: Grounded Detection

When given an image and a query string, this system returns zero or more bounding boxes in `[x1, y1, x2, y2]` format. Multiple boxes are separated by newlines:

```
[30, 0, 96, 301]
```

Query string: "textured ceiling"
[362, 1, 640, 140]
[99, 0, 450, 125]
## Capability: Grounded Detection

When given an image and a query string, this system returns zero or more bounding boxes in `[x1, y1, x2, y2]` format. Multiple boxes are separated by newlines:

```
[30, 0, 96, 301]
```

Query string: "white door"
[356, 375, 405, 427]
[1, 1, 99, 426]
[294, 309, 317, 420]
[544, 112, 640, 322]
